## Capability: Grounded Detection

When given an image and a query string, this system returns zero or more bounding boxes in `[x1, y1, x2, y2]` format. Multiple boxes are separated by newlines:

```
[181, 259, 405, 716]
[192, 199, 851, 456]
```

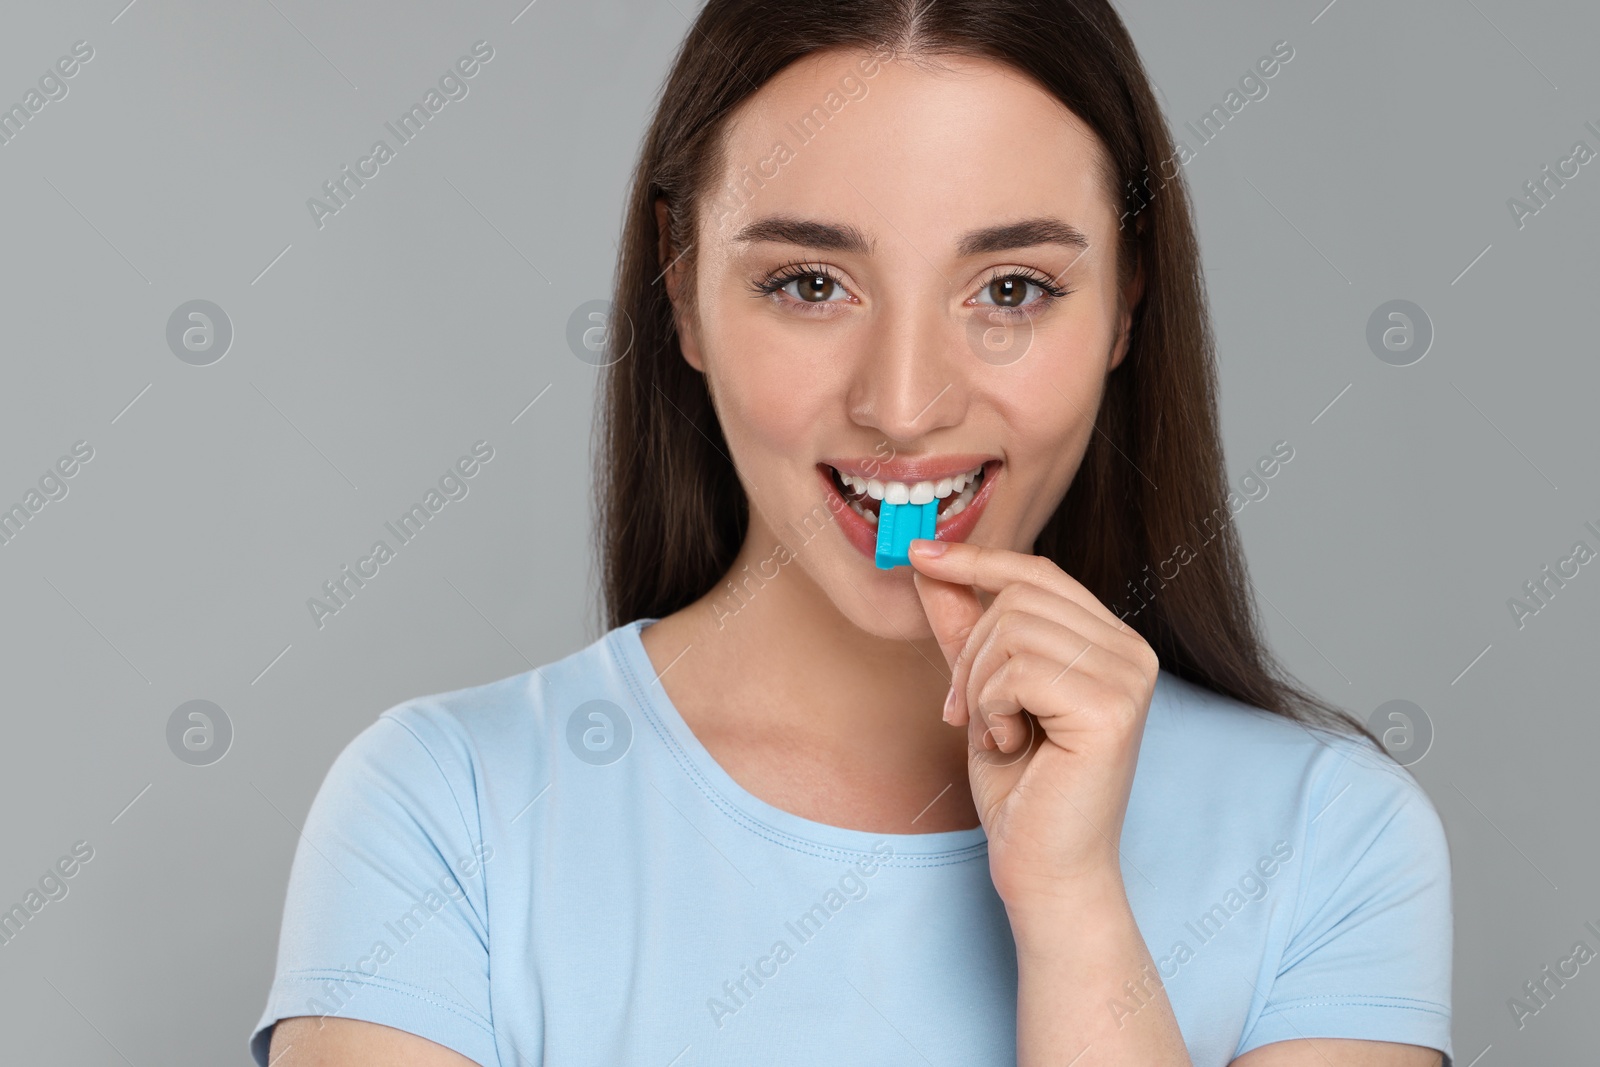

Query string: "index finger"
[907, 538, 1129, 635]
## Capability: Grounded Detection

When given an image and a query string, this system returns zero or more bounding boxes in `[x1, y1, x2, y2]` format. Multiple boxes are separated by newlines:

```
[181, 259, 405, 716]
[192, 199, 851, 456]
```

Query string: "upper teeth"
[840, 465, 983, 503]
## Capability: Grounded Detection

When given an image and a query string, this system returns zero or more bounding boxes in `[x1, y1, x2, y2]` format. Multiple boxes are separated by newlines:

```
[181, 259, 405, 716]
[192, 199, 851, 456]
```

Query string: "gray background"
[0, 0, 1594, 1062]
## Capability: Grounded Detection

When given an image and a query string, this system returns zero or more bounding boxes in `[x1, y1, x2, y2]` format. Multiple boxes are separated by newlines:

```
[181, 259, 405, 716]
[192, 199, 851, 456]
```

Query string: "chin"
[826, 572, 939, 641]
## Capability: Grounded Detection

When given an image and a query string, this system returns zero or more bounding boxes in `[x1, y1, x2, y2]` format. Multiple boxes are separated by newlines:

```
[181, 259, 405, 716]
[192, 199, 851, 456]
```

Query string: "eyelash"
[749, 262, 1072, 316]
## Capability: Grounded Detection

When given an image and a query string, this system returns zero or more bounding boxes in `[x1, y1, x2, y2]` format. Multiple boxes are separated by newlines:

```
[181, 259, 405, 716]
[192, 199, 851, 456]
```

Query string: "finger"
[968, 697, 1028, 753]
[958, 583, 1146, 702]
[962, 612, 1115, 754]
[972, 654, 1066, 754]
[965, 612, 1100, 724]
[974, 652, 1146, 752]
[911, 569, 983, 726]
[950, 583, 1146, 740]
[909, 539, 1130, 634]
[974, 706, 1032, 754]
[914, 542, 1159, 696]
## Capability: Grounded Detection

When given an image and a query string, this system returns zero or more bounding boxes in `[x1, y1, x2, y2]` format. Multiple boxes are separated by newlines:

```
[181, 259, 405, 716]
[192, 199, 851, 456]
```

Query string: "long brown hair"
[596, 0, 1381, 748]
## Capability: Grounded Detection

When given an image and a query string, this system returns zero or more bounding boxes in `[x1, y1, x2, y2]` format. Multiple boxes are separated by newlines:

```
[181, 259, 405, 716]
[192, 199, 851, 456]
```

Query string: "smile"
[826, 463, 985, 526]
[817, 457, 1002, 563]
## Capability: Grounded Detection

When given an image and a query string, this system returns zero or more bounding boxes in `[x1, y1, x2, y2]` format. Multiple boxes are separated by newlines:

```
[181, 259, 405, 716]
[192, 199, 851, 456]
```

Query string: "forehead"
[709, 50, 1115, 247]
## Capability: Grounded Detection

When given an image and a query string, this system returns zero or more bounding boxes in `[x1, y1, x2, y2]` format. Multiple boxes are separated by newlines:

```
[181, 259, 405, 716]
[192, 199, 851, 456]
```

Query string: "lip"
[817, 459, 1002, 565]
[821, 453, 995, 483]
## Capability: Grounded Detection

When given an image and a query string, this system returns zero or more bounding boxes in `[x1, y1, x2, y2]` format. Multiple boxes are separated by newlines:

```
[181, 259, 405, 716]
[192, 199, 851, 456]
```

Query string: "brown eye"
[752, 266, 851, 307]
[796, 274, 836, 302]
[987, 276, 1027, 307]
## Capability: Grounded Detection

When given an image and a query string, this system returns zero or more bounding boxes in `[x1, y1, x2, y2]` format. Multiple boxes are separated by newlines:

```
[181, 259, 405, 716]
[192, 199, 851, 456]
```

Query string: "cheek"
[1001, 320, 1109, 443]
[717, 367, 819, 459]
[702, 295, 853, 456]
[988, 317, 1112, 532]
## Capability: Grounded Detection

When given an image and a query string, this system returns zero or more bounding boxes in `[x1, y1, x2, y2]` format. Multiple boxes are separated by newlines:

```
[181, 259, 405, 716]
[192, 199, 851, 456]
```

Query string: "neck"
[668, 517, 957, 766]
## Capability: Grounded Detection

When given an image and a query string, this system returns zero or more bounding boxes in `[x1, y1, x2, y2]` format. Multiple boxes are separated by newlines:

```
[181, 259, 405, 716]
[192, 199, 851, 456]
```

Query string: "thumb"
[912, 569, 984, 726]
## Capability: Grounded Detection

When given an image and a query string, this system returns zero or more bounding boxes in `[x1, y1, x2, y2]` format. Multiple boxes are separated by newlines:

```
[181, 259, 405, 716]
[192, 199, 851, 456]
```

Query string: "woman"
[252, 2, 1452, 1064]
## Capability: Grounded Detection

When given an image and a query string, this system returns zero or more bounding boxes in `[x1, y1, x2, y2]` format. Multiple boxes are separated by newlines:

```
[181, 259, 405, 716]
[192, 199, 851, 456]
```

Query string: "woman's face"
[664, 49, 1140, 640]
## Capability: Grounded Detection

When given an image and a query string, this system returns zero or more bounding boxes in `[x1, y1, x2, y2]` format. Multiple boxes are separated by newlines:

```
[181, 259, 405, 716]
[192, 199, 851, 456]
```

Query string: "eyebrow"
[730, 215, 1090, 257]
[957, 217, 1090, 257]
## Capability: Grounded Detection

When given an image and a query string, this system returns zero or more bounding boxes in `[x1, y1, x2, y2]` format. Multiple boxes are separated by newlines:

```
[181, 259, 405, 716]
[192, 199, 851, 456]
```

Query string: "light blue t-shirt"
[249, 619, 1453, 1066]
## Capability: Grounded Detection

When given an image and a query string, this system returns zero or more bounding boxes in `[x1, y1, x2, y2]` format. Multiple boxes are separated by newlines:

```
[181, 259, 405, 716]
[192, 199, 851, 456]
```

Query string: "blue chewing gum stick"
[874, 498, 938, 569]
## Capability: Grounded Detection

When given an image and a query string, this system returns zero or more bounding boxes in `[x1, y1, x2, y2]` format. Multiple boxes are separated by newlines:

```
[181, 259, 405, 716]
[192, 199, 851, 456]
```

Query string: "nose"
[845, 296, 967, 443]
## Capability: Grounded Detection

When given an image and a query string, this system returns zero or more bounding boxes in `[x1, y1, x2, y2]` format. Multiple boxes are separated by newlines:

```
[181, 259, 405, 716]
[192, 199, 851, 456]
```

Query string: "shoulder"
[323, 624, 635, 811]
[1143, 670, 1438, 809]
[1133, 670, 1450, 883]
[1131, 672, 1453, 1054]
[1142, 677, 1458, 1056]
[248, 631, 642, 1067]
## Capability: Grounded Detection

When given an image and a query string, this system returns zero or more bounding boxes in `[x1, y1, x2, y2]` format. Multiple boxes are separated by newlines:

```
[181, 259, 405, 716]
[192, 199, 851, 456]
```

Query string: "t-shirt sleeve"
[248, 707, 499, 1067]
[1236, 737, 1453, 1065]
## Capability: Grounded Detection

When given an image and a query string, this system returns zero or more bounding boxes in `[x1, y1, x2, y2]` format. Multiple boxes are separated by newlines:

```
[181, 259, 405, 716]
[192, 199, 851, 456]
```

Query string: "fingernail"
[911, 539, 947, 557]
[942, 686, 958, 723]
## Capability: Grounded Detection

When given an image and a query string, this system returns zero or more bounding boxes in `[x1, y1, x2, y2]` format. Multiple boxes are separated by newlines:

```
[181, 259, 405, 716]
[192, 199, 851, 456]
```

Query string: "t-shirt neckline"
[613, 618, 990, 861]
